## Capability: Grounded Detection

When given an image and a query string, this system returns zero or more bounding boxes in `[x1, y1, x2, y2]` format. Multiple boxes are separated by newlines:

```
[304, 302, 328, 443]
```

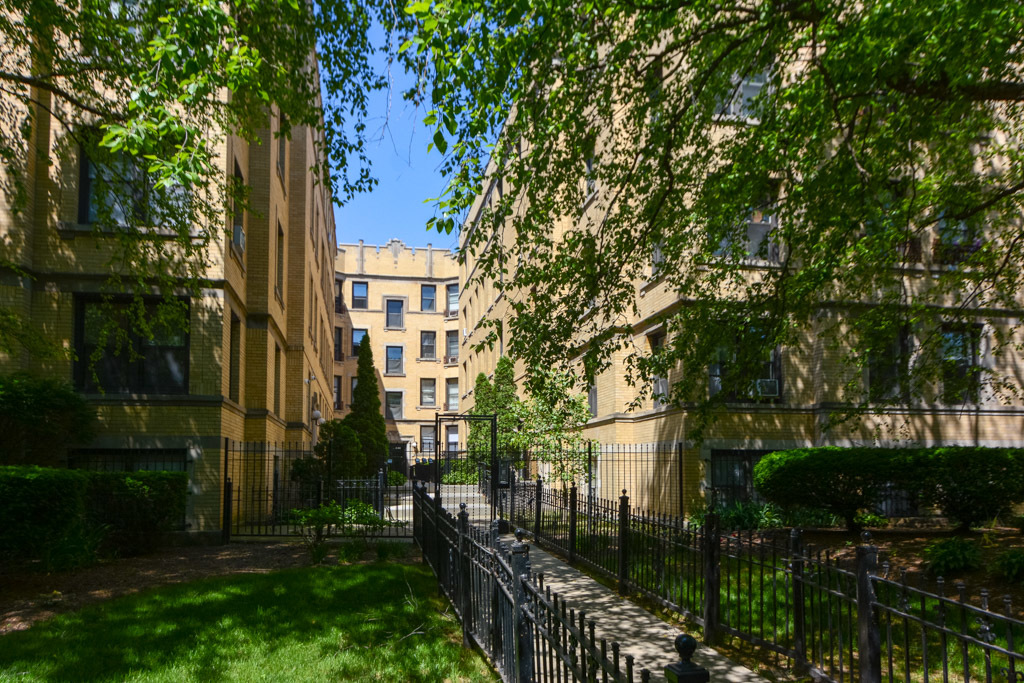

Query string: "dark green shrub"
[753, 447, 914, 531]
[0, 466, 187, 570]
[86, 471, 188, 556]
[924, 537, 981, 577]
[0, 374, 97, 466]
[995, 549, 1024, 583]
[387, 470, 407, 487]
[337, 538, 368, 563]
[0, 466, 92, 570]
[916, 448, 1024, 530]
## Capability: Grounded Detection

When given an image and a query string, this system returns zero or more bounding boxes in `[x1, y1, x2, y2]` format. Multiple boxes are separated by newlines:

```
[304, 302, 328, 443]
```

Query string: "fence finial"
[664, 634, 709, 683]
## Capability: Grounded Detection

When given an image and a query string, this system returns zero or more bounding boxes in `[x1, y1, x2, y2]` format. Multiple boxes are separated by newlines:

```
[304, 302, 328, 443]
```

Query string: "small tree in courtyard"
[468, 357, 522, 462]
[342, 335, 387, 471]
[514, 367, 591, 485]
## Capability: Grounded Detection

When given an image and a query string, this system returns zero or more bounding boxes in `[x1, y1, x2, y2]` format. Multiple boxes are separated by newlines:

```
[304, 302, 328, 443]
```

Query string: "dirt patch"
[0, 541, 312, 634]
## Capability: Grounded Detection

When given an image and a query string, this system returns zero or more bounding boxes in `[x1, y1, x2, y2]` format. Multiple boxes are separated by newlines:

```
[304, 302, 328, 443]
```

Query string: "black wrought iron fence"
[412, 483, 652, 682]
[512, 478, 1024, 683]
[223, 440, 412, 538]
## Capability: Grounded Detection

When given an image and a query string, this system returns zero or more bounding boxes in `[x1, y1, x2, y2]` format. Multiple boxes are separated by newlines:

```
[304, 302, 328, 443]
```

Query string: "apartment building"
[458, 78, 1024, 515]
[0, 94, 336, 532]
[333, 239, 461, 464]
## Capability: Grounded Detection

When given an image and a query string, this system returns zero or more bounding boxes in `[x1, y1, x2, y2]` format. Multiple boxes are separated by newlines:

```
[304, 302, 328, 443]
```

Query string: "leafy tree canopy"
[512, 367, 591, 484]
[1, 0, 403, 350]
[406, 0, 1024, 437]
[468, 356, 522, 458]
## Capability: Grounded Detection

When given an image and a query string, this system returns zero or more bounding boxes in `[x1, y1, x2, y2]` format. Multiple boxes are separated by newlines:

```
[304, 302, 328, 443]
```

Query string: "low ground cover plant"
[924, 537, 982, 577]
[0, 563, 495, 682]
[994, 548, 1024, 583]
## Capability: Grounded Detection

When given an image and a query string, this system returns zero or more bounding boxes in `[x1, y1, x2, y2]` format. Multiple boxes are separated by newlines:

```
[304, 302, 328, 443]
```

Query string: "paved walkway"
[512, 538, 769, 683]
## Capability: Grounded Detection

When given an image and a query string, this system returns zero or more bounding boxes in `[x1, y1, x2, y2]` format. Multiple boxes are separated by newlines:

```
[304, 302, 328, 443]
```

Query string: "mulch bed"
[0, 542, 312, 634]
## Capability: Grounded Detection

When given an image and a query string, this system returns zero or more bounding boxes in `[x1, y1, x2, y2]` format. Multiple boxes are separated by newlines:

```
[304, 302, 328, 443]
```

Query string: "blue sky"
[330, 63, 459, 253]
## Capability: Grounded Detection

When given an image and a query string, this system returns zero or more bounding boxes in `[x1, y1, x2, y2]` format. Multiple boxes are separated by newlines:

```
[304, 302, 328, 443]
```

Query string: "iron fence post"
[618, 489, 629, 596]
[510, 533, 534, 683]
[434, 488, 444, 573]
[377, 468, 385, 516]
[222, 477, 233, 544]
[702, 510, 721, 646]
[569, 483, 578, 564]
[458, 503, 472, 648]
[856, 532, 882, 683]
[677, 442, 685, 519]
[790, 528, 807, 666]
[534, 476, 542, 539]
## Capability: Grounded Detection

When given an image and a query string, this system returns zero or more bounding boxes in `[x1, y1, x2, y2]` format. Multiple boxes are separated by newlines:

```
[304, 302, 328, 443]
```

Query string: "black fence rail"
[223, 440, 412, 538]
[512, 478, 1024, 683]
[413, 483, 652, 682]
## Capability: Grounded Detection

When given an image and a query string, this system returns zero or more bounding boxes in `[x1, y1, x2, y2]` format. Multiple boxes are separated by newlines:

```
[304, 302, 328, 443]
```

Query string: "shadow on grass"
[0, 563, 494, 682]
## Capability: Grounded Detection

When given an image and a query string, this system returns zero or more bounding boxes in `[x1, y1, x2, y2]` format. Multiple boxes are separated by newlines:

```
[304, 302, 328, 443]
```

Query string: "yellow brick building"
[0, 92, 336, 533]
[458, 164, 1024, 517]
[333, 239, 462, 467]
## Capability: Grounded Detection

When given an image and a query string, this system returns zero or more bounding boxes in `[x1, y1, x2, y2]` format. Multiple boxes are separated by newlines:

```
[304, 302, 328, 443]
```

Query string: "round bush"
[924, 537, 981, 577]
[917, 448, 1024, 530]
[753, 447, 913, 531]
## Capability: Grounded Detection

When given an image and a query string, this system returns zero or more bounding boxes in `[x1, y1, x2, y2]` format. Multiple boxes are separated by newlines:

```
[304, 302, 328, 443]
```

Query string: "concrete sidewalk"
[518, 539, 769, 683]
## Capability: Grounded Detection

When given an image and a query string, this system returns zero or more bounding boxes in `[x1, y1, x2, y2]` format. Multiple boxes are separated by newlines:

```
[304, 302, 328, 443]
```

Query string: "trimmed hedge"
[753, 446, 1024, 531]
[0, 466, 188, 570]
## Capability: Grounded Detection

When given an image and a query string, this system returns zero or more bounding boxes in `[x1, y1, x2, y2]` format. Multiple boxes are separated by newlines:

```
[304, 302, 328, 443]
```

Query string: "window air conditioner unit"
[756, 379, 779, 397]
[444, 355, 458, 365]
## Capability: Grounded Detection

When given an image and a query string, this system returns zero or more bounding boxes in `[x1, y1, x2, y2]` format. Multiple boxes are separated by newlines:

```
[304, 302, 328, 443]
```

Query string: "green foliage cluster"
[924, 537, 981, 577]
[690, 500, 841, 531]
[0, 374, 97, 466]
[515, 367, 593, 484]
[386, 469, 407, 487]
[441, 459, 479, 485]
[291, 499, 402, 563]
[994, 549, 1024, 583]
[754, 447, 1024, 531]
[0, 466, 187, 570]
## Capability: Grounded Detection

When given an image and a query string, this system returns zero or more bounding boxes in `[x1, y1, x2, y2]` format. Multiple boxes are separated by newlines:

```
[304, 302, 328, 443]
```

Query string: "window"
[232, 163, 246, 253]
[446, 284, 459, 317]
[385, 346, 404, 375]
[649, 332, 669, 406]
[385, 299, 404, 329]
[277, 114, 287, 178]
[74, 297, 189, 394]
[588, 384, 598, 418]
[333, 375, 342, 410]
[334, 326, 343, 361]
[709, 333, 782, 401]
[421, 331, 436, 359]
[351, 329, 366, 356]
[229, 314, 241, 402]
[447, 425, 459, 451]
[651, 242, 665, 277]
[941, 324, 982, 404]
[385, 392, 403, 420]
[421, 285, 436, 312]
[445, 330, 459, 362]
[718, 71, 768, 119]
[350, 376, 358, 402]
[79, 146, 186, 228]
[276, 223, 285, 295]
[421, 378, 436, 406]
[584, 156, 596, 195]
[446, 378, 459, 411]
[714, 196, 780, 261]
[710, 450, 772, 506]
[420, 425, 436, 453]
[334, 280, 344, 313]
[867, 327, 912, 402]
[352, 282, 368, 309]
[274, 344, 281, 415]
[934, 213, 982, 265]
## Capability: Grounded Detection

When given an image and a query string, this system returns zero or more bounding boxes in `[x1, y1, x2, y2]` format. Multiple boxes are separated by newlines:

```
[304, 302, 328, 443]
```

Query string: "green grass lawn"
[0, 562, 495, 682]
